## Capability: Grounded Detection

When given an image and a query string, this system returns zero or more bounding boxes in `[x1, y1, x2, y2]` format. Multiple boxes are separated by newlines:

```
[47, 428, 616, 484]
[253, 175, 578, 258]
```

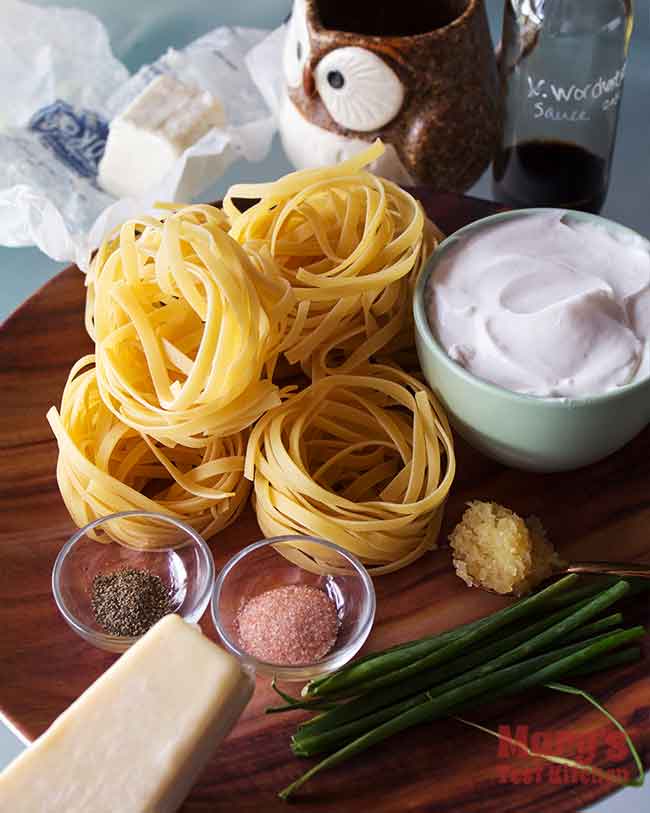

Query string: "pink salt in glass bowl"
[210, 536, 375, 682]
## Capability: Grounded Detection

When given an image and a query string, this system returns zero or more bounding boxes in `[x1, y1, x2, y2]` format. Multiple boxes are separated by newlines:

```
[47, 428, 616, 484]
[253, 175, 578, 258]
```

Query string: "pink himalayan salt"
[236, 584, 339, 665]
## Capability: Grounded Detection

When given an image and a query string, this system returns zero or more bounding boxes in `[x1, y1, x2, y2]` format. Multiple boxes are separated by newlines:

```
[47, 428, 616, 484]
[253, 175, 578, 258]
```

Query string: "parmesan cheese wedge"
[0, 615, 253, 812]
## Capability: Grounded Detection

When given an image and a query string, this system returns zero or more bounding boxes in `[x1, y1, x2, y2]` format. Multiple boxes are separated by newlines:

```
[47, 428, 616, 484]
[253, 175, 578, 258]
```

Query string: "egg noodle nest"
[47, 141, 456, 572]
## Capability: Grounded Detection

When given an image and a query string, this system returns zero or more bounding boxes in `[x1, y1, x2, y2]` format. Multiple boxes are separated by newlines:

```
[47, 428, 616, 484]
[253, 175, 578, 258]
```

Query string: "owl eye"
[327, 70, 344, 90]
[314, 46, 405, 132]
[283, 0, 310, 89]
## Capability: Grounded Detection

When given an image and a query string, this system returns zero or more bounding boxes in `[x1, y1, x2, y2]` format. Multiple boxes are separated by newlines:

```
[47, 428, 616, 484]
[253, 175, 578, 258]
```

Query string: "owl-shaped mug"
[280, 0, 500, 190]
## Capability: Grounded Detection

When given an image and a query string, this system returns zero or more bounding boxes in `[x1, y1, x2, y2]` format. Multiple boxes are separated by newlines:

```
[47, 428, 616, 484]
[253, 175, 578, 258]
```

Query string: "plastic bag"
[0, 1, 275, 270]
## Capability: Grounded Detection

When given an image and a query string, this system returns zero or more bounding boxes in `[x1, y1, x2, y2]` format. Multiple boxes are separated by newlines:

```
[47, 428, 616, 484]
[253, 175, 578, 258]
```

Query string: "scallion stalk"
[304, 574, 580, 698]
[291, 628, 636, 757]
[295, 599, 593, 733]
[279, 626, 644, 799]
[310, 581, 630, 701]
[562, 612, 623, 644]
[563, 646, 641, 677]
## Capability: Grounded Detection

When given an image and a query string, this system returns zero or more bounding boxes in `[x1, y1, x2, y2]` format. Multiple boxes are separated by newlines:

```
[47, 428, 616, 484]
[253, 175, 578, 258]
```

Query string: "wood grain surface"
[0, 192, 648, 812]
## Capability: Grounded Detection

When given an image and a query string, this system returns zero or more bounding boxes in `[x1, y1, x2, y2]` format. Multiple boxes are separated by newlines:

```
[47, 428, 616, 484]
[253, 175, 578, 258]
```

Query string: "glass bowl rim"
[210, 534, 376, 673]
[52, 510, 215, 647]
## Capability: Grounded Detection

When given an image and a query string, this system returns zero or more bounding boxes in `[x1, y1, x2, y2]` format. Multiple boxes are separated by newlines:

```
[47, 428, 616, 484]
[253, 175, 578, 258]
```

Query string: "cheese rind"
[0, 615, 253, 812]
[98, 74, 225, 198]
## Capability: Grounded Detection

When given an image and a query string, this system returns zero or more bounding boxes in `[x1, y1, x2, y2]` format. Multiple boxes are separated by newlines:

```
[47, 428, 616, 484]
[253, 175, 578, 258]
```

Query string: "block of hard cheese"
[98, 74, 225, 198]
[0, 615, 253, 813]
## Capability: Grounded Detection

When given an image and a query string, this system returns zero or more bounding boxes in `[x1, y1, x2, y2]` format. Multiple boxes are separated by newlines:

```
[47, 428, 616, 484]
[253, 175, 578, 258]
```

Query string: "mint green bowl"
[413, 208, 650, 473]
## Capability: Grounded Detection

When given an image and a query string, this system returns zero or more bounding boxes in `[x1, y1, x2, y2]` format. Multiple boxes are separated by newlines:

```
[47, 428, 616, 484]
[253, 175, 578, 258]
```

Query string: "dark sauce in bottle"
[492, 139, 608, 214]
[317, 0, 467, 36]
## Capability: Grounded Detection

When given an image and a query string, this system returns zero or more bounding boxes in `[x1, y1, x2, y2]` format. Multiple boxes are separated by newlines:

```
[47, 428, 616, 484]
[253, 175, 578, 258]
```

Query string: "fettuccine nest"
[245, 363, 455, 574]
[48, 142, 455, 563]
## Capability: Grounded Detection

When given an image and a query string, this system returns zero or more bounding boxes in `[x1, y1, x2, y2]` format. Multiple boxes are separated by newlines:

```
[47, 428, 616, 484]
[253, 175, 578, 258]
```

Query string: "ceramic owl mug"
[279, 0, 500, 190]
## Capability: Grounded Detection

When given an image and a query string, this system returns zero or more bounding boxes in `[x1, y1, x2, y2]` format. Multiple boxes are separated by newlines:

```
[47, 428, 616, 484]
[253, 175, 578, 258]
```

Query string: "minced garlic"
[450, 501, 562, 596]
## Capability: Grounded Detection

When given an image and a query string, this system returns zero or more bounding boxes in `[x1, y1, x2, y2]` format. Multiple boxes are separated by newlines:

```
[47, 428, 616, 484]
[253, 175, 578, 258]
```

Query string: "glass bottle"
[493, 0, 634, 213]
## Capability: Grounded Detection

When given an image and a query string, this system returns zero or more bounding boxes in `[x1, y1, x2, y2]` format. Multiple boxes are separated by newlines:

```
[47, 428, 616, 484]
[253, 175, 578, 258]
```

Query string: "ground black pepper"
[91, 567, 173, 637]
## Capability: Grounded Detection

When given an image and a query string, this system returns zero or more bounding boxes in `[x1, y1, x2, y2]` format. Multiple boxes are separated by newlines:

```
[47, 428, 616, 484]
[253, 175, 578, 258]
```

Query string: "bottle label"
[525, 65, 626, 123]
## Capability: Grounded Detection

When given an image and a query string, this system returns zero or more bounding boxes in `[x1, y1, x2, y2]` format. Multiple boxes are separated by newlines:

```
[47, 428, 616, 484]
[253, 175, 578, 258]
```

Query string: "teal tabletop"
[1, 3, 649, 811]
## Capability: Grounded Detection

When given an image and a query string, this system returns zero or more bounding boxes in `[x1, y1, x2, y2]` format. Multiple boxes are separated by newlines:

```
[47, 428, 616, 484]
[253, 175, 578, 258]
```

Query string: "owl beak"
[302, 65, 316, 98]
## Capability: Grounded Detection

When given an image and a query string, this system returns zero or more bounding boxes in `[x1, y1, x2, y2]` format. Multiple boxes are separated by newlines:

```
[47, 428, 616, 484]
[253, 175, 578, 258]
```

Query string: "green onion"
[279, 626, 643, 799]
[543, 576, 619, 608]
[303, 574, 580, 698]
[456, 679, 645, 790]
[545, 575, 650, 610]
[294, 599, 593, 733]
[267, 678, 339, 714]
[309, 581, 630, 701]
[303, 572, 641, 699]
[562, 612, 623, 643]
[564, 646, 641, 677]
[495, 627, 644, 698]
[545, 682, 644, 787]
[291, 629, 639, 757]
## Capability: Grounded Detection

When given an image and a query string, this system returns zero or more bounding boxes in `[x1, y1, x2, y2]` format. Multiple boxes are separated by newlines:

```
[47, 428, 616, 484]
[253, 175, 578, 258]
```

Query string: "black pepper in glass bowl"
[91, 567, 174, 637]
[52, 511, 215, 653]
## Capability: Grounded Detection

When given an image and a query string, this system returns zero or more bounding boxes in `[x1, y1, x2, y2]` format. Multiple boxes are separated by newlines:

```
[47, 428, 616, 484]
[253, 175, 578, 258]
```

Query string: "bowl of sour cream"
[413, 208, 650, 472]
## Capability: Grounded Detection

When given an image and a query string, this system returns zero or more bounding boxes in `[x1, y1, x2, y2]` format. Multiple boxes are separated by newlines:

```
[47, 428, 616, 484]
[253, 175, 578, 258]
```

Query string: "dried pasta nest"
[86, 203, 294, 445]
[225, 141, 439, 379]
[47, 145, 454, 557]
[245, 363, 455, 574]
[46, 357, 250, 548]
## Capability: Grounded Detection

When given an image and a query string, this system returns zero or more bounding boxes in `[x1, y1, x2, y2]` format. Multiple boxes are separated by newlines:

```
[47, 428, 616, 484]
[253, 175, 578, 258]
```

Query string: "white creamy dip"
[426, 211, 650, 398]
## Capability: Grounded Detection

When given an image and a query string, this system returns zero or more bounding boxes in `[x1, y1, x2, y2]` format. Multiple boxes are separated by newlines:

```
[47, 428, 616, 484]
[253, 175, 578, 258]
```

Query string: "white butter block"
[98, 74, 225, 198]
[0, 615, 253, 813]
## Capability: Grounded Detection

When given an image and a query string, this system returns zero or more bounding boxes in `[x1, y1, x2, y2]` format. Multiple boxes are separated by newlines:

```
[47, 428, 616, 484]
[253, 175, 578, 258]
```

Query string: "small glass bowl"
[211, 536, 376, 681]
[52, 511, 215, 653]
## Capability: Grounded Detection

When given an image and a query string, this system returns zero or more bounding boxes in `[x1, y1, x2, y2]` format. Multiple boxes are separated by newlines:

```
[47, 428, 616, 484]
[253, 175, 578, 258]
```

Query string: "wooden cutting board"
[0, 191, 648, 812]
